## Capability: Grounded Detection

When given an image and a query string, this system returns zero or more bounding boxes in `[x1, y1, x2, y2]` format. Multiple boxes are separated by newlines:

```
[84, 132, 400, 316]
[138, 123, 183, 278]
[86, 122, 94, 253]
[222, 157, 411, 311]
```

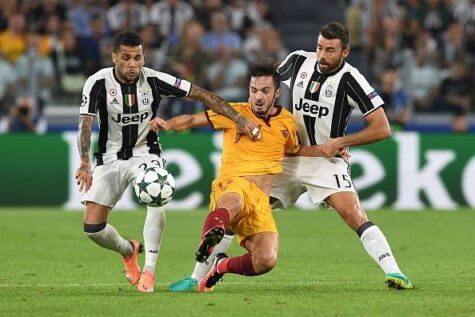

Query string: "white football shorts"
[82, 153, 165, 208]
[271, 156, 356, 209]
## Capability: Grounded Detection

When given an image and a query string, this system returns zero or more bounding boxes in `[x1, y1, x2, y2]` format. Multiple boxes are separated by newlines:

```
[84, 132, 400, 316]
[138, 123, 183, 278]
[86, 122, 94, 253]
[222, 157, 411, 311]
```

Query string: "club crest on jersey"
[109, 88, 117, 96]
[281, 129, 289, 138]
[309, 81, 320, 94]
[141, 92, 149, 105]
[124, 94, 135, 107]
[325, 83, 334, 97]
[300, 72, 307, 79]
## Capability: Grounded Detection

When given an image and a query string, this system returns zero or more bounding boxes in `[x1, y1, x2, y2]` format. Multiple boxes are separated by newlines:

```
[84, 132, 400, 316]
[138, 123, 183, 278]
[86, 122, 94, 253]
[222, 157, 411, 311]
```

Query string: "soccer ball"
[133, 166, 175, 207]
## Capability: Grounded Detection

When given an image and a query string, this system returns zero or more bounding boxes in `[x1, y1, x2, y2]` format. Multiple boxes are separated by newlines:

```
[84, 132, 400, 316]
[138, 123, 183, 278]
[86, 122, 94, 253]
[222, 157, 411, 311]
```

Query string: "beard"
[253, 102, 269, 117]
[318, 58, 342, 74]
[116, 67, 140, 84]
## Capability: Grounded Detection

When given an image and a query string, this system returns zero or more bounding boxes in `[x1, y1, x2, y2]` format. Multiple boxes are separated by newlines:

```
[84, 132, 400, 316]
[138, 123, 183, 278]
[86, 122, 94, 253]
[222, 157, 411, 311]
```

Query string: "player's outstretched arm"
[75, 114, 94, 193]
[187, 84, 261, 141]
[150, 112, 209, 132]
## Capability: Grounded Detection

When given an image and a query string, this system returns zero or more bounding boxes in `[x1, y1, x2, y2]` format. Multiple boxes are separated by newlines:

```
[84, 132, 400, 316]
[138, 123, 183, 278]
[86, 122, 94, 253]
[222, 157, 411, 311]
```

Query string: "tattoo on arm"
[188, 85, 247, 130]
[78, 115, 94, 164]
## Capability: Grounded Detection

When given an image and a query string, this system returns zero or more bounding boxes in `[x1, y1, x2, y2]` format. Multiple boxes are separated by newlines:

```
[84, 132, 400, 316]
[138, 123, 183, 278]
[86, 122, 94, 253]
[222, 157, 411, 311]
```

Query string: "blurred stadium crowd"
[0, 0, 473, 133]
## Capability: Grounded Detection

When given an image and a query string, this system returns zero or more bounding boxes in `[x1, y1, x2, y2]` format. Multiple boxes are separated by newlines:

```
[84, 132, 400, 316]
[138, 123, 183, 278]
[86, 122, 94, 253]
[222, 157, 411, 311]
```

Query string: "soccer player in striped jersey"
[75, 31, 261, 293]
[169, 22, 412, 291]
[272, 22, 412, 290]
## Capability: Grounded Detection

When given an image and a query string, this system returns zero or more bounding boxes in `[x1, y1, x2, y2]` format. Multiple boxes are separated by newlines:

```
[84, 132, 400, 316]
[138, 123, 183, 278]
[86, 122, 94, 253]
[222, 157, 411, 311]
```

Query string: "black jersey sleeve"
[80, 76, 106, 116]
[345, 68, 384, 116]
[277, 51, 300, 82]
[147, 70, 191, 97]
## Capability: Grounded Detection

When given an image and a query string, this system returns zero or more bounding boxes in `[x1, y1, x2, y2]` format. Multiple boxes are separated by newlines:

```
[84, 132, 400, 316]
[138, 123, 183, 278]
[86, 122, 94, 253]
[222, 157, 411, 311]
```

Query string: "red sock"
[201, 207, 229, 237]
[218, 253, 257, 276]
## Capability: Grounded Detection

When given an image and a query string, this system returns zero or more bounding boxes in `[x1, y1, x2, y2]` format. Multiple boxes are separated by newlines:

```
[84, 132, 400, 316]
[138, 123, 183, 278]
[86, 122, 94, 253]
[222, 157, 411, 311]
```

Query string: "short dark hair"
[319, 22, 350, 49]
[249, 57, 280, 89]
[112, 31, 143, 52]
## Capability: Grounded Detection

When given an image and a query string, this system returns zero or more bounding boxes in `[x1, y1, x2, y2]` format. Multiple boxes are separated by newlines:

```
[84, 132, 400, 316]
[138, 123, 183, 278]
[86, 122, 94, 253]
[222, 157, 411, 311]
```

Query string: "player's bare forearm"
[169, 112, 210, 131]
[295, 145, 349, 162]
[76, 114, 94, 192]
[77, 114, 94, 166]
[296, 145, 323, 157]
[188, 85, 247, 130]
[338, 125, 388, 148]
[167, 115, 194, 131]
[337, 108, 391, 148]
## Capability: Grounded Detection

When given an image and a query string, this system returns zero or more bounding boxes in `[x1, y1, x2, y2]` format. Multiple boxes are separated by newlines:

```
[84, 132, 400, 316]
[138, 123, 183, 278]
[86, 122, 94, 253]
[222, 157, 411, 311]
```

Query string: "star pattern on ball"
[157, 175, 168, 183]
[137, 178, 149, 192]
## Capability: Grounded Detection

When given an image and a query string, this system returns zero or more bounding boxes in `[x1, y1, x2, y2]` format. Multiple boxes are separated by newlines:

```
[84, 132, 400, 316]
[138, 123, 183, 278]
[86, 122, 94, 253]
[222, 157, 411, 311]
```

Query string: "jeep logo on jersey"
[124, 94, 135, 107]
[294, 98, 329, 117]
[112, 112, 149, 124]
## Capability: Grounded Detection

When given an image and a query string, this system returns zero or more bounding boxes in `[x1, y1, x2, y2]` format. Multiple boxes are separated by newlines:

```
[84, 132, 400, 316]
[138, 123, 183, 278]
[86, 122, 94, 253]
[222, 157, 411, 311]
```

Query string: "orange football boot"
[197, 253, 228, 292]
[138, 271, 156, 293]
[122, 240, 143, 285]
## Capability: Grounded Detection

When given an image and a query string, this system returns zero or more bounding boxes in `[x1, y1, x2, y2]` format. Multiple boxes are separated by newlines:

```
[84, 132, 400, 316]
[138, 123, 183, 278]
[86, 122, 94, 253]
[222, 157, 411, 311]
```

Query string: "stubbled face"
[249, 75, 280, 118]
[112, 45, 144, 84]
[316, 35, 349, 74]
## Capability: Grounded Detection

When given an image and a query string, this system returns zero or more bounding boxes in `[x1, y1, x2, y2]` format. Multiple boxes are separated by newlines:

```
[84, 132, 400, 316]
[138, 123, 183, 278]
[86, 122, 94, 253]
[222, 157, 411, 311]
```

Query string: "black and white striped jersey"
[80, 67, 191, 165]
[278, 50, 384, 146]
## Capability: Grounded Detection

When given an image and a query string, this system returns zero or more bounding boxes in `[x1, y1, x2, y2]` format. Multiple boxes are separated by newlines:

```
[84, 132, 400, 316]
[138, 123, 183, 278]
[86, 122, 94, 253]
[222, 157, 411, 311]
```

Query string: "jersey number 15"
[334, 174, 352, 188]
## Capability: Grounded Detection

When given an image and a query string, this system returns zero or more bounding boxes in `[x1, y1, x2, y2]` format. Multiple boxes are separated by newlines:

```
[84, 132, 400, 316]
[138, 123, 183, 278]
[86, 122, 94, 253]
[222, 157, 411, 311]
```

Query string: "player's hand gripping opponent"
[320, 138, 345, 158]
[150, 117, 170, 132]
[320, 138, 351, 163]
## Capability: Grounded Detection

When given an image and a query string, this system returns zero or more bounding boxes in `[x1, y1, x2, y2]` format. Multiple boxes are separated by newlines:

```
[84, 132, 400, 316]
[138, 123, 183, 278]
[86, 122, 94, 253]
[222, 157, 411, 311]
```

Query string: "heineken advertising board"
[0, 132, 474, 210]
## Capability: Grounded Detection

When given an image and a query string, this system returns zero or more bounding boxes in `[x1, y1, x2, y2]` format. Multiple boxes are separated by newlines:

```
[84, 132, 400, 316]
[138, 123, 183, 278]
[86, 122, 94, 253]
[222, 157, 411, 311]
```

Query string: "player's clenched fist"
[234, 114, 261, 143]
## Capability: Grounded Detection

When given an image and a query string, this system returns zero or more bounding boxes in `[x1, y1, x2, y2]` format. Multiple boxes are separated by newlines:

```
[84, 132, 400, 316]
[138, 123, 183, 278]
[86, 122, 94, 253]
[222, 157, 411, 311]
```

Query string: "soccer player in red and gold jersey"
[150, 58, 343, 292]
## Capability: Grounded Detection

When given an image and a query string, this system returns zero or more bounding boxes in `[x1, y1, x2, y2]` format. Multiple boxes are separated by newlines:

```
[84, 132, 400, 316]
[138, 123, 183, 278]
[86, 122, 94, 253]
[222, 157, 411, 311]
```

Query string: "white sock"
[360, 225, 402, 274]
[191, 233, 234, 280]
[84, 223, 133, 256]
[142, 206, 166, 272]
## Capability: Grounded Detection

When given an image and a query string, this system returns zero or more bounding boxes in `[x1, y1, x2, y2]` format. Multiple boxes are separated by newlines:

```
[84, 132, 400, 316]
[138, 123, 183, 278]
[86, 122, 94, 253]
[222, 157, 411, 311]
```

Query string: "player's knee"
[218, 195, 243, 216]
[83, 222, 107, 241]
[254, 252, 278, 274]
[340, 207, 367, 230]
[83, 202, 110, 224]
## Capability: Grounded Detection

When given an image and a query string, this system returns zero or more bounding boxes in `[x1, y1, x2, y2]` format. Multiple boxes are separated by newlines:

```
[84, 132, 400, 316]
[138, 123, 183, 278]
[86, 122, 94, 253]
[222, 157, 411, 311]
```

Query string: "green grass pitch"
[0, 208, 474, 317]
